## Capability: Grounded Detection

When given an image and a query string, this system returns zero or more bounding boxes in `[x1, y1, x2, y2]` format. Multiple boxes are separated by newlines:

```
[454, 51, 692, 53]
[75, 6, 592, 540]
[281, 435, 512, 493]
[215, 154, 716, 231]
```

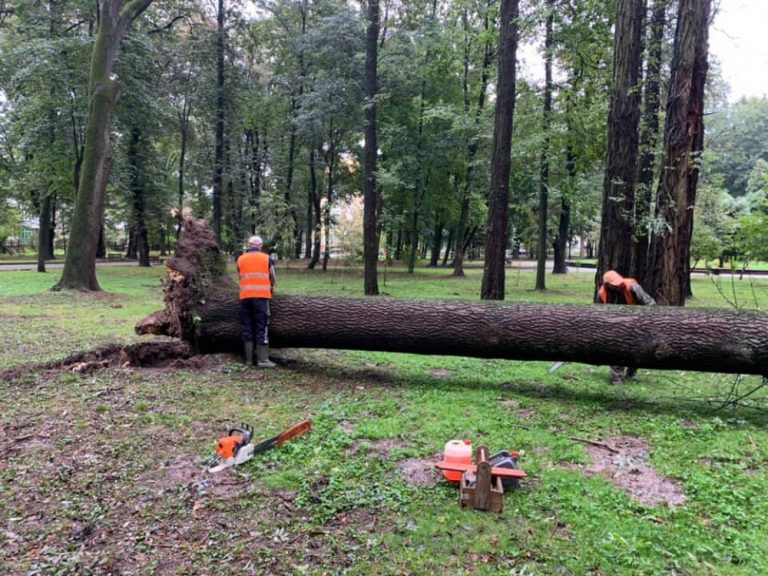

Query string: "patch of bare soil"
[0, 340, 221, 382]
[430, 368, 453, 378]
[569, 435, 686, 507]
[337, 420, 356, 434]
[369, 438, 411, 458]
[396, 456, 442, 487]
[517, 408, 537, 420]
[139, 456, 254, 502]
[347, 438, 412, 460]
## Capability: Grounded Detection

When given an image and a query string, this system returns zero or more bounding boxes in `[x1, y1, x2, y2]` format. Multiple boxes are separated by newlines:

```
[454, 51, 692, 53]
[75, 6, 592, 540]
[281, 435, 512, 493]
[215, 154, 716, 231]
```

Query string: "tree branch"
[148, 14, 187, 34]
[64, 19, 88, 33]
[119, 0, 154, 28]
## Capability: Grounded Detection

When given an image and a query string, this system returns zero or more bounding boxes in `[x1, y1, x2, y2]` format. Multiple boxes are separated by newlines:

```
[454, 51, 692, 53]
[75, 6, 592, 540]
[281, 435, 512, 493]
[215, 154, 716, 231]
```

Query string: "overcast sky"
[518, 0, 768, 103]
[709, 0, 768, 101]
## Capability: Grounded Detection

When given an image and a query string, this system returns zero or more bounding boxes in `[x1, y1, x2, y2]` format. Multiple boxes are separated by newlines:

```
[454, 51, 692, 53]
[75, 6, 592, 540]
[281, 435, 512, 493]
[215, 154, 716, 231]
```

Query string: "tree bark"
[363, 0, 381, 295]
[647, 0, 710, 306]
[136, 213, 768, 376]
[481, 0, 519, 300]
[633, 0, 666, 286]
[54, 0, 154, 291]
[595, 0, 644, 290]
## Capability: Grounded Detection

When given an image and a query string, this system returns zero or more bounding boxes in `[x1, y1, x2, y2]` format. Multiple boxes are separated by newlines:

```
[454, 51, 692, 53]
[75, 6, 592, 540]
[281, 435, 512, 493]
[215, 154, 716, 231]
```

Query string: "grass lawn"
[1, 263, 767, 575]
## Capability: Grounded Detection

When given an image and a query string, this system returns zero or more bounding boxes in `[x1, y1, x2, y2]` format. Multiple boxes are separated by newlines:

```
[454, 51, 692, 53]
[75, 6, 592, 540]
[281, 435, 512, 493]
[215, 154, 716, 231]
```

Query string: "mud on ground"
[0, 345, 396, 575]
[565, 435, 687, 507]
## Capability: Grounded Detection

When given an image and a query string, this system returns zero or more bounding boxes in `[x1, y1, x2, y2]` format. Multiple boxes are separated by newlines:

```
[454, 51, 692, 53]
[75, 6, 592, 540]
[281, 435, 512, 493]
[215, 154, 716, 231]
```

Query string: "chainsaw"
[206, 420, 312, 473]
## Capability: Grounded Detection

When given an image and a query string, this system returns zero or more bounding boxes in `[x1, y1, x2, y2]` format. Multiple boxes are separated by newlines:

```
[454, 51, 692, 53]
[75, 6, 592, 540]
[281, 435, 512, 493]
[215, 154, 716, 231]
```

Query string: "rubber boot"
[244, 342, 254, 366]
[256, 344, 276, 368]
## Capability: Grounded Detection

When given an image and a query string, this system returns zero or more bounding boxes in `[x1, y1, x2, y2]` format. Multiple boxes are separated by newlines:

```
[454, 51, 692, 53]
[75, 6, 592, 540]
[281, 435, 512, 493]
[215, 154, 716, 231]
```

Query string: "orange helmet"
[602, 270, 625, 287]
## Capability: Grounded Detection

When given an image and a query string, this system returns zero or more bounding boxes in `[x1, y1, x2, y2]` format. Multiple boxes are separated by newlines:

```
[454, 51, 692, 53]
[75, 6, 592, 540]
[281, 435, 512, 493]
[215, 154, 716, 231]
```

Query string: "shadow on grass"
[280, 353, 768, 428]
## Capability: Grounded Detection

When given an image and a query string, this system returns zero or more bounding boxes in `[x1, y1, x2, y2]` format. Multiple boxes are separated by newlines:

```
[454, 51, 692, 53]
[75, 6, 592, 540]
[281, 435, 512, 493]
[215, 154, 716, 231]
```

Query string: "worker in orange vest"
[597, 270, 655, 385]
[237, 235, 276, 368]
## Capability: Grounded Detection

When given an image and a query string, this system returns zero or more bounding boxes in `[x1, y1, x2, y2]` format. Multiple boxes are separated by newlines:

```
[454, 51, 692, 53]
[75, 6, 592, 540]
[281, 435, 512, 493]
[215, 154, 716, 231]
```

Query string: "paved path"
[0, 260, 155, 272]
[2, 258, 767, 279]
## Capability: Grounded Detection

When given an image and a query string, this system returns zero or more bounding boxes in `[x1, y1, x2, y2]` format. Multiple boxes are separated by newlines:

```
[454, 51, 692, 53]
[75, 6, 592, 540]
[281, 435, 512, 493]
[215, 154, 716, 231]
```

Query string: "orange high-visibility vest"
[237, 251, 272, 300]
[598, 277, 638, 305]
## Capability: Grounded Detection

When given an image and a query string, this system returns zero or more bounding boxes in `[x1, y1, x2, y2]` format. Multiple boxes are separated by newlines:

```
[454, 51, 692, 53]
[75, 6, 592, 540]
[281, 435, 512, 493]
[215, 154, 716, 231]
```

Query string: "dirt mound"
[570, 435, 686, 507]
[0, 340, 216, 382]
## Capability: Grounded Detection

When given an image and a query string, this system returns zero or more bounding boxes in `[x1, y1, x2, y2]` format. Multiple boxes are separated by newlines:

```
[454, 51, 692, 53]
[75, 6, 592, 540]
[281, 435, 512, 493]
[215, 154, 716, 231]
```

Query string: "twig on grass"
[714, 376, 768, 412]
[568, 437, 618, 454]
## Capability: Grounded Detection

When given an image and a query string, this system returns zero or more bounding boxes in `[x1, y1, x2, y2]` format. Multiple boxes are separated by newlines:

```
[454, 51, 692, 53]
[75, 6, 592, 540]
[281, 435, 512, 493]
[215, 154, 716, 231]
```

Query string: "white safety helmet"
[248, 235, 263, 248]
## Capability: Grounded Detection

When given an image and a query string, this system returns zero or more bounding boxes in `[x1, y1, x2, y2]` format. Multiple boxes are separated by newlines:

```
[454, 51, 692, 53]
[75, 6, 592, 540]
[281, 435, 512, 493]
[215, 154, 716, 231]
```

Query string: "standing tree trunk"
[595, 0, 644, 291]
[633, 0, 667, 286]
[176, 97, 190, 239]
[129, 127, 150, 267]
[553, 69, 579, 276]
[647, 0, 710, 305]
[305, 148, 315, 261]
[632, 0, 669, 286]
[535, 0, 554, 291]
[481, 0, 519, 300]
[442, 229, 454, 266]
[553, 144, 575, 274]
[428, 216, 444, 267]
[54, 0, 154, 291]
[363, 0, 381, 296]
[322, 124, 336, 272]
[37, 193, 53, 273]
[284, 97, 299, 257]
[211, 0, 226, 244]
[246, 126, 262, 235]
[453, 1, 493, 278]
[308, 147, 322, 269]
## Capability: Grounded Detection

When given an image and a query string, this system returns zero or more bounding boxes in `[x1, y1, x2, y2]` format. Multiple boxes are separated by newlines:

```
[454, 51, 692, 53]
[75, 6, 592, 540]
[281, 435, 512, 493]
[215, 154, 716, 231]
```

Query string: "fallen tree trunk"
[137, 214, 768, 376]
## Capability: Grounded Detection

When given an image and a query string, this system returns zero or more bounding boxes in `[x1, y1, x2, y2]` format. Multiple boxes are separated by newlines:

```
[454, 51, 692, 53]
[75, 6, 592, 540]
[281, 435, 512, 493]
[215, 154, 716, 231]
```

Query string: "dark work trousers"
[240, 298, 271, 345]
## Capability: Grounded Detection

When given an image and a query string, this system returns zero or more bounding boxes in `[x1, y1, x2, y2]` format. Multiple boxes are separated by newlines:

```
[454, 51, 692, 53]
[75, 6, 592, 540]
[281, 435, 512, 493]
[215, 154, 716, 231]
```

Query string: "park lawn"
[1, 264, 768, 575]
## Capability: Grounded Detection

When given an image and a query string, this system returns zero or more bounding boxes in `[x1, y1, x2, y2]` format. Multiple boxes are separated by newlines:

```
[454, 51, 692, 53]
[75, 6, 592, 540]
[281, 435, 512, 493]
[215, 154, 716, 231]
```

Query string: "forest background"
[1, 0, 768, 299]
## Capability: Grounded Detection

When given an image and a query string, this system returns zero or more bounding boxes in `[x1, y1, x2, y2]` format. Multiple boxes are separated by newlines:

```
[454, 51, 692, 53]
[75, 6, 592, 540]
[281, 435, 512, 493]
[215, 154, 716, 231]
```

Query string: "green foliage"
[705, 97, 768, 197]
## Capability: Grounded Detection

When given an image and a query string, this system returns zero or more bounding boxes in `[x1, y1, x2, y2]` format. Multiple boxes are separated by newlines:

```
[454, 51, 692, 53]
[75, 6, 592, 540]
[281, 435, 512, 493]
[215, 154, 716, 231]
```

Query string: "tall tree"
[594, 0, 644, 289]
[211, 0, 226, 244]
[632, 0, 667, 285]
[453, 0, 493, 278]
[363, 0, 380, 295]
[127, 127, 150, 266]
[535, 0, 554, 291]
[647, 0, 711, 305]
[481, 0, 519, 300]
[54, 0, 154, 291]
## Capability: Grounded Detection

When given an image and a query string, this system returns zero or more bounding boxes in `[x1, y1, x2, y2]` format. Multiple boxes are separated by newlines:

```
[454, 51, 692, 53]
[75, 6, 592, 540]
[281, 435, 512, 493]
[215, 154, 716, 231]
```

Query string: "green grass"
[0, 266, 166, 369]
[1, 264, 768, 574]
